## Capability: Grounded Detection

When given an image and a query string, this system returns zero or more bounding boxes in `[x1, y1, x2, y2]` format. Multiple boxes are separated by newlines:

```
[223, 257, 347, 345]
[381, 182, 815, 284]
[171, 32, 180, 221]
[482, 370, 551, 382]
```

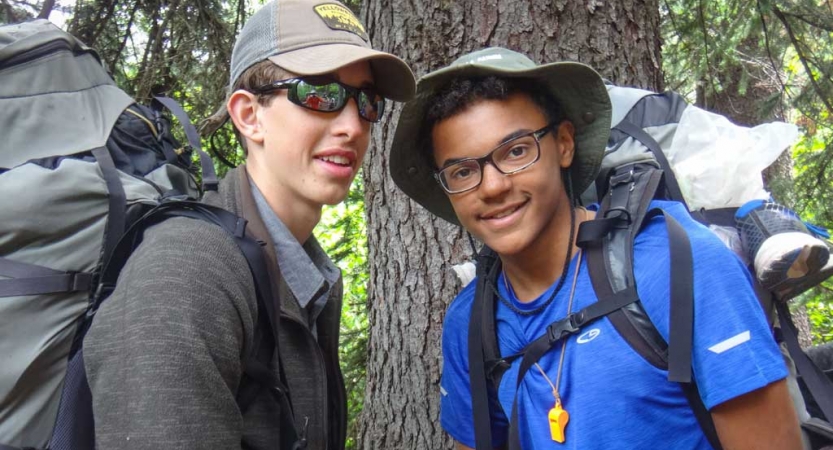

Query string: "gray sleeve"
[83, 217, 257, 450]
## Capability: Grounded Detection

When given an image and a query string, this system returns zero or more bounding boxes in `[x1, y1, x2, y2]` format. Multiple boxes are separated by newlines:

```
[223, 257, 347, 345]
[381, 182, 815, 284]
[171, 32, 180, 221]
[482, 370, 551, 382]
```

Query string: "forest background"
[2, 0, 832, 448]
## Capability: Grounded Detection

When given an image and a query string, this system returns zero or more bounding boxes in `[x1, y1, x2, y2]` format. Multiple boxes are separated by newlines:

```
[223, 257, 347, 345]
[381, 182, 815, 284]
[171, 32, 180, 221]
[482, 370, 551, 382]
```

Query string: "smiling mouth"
[319, 155, 352, 166]
[482, 201, 527, 220]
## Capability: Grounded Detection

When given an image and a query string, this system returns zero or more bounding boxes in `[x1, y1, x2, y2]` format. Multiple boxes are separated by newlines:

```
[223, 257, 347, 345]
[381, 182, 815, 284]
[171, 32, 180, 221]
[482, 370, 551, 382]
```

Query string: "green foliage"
[316, 174, 369, 450]
[805, 296, 833, 343]
[661, 0, 762, 99]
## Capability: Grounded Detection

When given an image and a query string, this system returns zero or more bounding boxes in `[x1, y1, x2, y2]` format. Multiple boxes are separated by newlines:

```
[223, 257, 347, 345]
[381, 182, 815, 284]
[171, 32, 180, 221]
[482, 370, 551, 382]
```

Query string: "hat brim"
[389, 61, 612, 225]
[269, 44, 415, 102]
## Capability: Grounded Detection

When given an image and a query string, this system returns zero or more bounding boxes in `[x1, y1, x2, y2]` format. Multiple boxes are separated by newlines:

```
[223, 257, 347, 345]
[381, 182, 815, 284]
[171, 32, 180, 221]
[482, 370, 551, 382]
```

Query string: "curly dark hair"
[420, 76, 566, 169]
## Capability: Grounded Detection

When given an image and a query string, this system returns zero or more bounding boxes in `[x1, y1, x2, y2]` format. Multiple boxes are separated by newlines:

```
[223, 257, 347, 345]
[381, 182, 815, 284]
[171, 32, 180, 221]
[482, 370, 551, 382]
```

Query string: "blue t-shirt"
[440, 200, 788, 449]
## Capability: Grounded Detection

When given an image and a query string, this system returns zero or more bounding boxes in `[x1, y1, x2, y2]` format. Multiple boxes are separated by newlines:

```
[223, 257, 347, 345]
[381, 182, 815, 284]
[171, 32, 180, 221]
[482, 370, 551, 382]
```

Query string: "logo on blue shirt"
[576, 328, 601, 344]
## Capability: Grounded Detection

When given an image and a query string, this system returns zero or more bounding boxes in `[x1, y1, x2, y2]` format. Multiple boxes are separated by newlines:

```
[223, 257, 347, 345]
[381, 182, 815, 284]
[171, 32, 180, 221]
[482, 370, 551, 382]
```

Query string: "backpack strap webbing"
[92, 146, 127, 269]
[643, 208, 722, 449]
[777, 301, 833, 423]
[0, 258, 92, 297]
[91, 201, 302, 450]
[152, 96, 219, 192]
[613, 120, 688, 210]
[469, 247, 501, 450]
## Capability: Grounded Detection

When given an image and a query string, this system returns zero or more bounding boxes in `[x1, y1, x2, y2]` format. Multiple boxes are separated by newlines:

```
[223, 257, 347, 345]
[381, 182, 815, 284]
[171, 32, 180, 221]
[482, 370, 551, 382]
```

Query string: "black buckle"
[547, 312, 585, 343]
[87, 281, 116, 318]
[93, 282, 115, 302]
[485, 358, 512, 378]
[609, 168, 635, 188]
[603, 206, 632, 223]
[234, 217, 248, 238]
[271, 385, 287, 399]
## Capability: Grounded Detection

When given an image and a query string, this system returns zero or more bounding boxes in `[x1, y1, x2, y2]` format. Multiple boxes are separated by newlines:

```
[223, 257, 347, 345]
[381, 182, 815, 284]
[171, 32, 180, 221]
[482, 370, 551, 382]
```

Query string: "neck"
[501, 206, 593, 302]
[247, 165, 321, 244]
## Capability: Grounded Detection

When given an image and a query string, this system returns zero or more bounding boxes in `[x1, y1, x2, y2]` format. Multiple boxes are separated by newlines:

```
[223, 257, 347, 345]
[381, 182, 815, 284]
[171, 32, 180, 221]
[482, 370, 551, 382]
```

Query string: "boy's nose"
[478, 162, 511, 198]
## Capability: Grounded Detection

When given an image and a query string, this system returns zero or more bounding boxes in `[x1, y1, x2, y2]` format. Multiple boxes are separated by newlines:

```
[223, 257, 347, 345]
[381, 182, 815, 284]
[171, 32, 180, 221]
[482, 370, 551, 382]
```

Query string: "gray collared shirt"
[250, 181, 340, 330]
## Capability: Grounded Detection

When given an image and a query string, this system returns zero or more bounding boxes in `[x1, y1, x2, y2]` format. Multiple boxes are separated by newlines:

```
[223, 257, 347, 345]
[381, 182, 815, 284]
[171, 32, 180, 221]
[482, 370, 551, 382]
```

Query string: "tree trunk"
[359, 1, 662, 448]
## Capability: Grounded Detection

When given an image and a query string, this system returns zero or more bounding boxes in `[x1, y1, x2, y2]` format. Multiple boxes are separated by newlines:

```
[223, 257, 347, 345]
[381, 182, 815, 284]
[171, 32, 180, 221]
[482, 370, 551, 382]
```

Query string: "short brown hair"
[233, 60, 294, 106]
[201, 60, 295, 156]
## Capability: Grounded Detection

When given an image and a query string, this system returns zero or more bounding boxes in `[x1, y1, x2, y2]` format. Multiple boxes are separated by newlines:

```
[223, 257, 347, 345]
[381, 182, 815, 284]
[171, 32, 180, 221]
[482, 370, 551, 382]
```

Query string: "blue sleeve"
[440, 280, 509, 448]
[636, 201, 788, 410]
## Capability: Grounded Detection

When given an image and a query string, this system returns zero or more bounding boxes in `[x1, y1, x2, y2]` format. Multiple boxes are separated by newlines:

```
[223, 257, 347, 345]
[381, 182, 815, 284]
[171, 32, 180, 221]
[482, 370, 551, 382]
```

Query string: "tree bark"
[360, 1, 662, 448]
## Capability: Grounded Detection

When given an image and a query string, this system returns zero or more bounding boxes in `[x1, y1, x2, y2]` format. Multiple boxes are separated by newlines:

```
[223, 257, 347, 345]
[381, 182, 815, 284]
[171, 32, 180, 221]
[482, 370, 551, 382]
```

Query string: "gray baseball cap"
[229, 0, 415, 101]
[389, 47, 612, 225]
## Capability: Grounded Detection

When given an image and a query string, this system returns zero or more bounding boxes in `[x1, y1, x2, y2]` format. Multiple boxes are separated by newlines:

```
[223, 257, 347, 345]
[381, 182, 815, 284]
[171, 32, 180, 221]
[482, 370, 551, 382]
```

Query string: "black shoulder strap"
[469, 247, 501, 450]
[613, 120, 688, 210]
[778, 301, 833, 423]
[92, 200, 302, 450]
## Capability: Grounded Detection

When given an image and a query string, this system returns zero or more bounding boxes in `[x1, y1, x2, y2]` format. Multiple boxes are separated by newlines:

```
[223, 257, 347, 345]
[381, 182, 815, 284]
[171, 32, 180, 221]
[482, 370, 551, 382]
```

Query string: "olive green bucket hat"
[389, 47, 612, 225]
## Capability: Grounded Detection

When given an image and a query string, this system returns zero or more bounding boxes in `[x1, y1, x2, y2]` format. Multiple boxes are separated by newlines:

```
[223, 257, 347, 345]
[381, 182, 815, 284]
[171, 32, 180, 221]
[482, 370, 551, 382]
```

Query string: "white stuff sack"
[666, 105, 799, 211]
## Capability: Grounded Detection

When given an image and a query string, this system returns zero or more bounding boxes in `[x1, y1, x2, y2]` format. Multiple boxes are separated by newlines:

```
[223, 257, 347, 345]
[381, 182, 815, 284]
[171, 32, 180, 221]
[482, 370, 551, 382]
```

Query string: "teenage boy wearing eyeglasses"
[82, 1, 414, 448]
[389, 47, 801, 450]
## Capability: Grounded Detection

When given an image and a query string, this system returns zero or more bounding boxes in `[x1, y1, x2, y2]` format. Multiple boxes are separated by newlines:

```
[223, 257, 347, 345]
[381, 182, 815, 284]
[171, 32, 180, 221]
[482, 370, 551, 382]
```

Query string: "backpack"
[0, 20, 301, 450]
[467, 84, 833, 450]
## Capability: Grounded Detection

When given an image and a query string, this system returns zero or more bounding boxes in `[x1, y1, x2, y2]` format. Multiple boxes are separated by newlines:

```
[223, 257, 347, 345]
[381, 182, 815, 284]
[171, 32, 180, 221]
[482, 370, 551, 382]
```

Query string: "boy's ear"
[227, 90, 264, 145]
[555, 121, 576, 169]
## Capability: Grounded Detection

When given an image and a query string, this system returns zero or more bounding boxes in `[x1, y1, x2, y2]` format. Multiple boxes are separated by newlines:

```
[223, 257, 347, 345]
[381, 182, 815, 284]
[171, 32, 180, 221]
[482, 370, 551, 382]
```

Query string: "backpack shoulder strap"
[469, 246, 502, 450]
[778, 301, 833, 424]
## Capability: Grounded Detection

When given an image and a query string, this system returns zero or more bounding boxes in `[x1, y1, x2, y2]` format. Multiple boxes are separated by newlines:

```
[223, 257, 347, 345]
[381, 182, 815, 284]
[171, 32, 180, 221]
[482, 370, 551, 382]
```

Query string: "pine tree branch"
[37, 0, 54, 19]
[697, 0, 716, 107]
[772, 5, 833, 116]
[756, 0, 787, 98]
[110, 1, 140, 77]
[90, 0, 119, 46]
[780, 10, 833, 32]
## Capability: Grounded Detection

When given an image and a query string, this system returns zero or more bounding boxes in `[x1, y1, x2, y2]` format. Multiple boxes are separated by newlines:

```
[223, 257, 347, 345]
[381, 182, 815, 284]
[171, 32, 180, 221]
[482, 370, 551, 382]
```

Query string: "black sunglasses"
[252, 77, 385, 123]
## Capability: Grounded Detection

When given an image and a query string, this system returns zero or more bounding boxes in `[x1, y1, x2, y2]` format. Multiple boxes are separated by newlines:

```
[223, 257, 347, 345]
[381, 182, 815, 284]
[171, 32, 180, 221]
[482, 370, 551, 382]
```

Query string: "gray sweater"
[84, 166, 346, 449]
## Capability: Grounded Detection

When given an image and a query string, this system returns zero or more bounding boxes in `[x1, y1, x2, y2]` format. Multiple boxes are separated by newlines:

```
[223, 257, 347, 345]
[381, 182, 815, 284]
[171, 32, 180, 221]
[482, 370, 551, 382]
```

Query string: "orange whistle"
[548, 403, 569, 443]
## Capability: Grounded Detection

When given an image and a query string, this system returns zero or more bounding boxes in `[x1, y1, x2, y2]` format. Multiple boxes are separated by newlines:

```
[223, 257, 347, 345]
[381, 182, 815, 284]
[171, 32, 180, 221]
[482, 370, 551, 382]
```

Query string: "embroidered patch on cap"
[314, 3, 369, 41]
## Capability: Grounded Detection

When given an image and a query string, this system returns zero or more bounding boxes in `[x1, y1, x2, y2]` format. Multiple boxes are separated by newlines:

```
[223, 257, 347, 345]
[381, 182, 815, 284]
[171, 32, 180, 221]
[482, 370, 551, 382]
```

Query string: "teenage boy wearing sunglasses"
[389, 47, 801, 450]
[82, 1, 414, 448]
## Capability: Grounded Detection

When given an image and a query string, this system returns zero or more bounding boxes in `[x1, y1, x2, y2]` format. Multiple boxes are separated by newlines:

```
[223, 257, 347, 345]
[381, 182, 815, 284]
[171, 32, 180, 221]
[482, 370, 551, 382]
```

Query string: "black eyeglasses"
[251, 77, 385, 123]
[434, 124, 554, 194]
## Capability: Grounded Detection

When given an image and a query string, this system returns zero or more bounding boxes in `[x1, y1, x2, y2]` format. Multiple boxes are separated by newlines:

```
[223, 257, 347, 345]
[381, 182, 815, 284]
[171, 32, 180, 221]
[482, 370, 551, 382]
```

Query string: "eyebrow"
[439, 128, 535, 168]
